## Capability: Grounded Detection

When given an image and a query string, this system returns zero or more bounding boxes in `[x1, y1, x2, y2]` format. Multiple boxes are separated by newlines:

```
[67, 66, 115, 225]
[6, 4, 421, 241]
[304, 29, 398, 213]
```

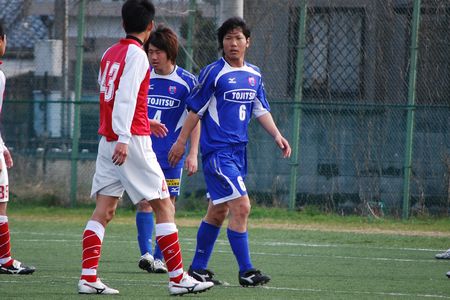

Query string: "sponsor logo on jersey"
[166, 178, 180, 186]
[228, 77, 237, 84]
[149, 84, 155, 90]
[147, 95, 181, 109]
[168, 85, 177, 94]
[224, 89, 256, 103]
[248, 76, 256, 86]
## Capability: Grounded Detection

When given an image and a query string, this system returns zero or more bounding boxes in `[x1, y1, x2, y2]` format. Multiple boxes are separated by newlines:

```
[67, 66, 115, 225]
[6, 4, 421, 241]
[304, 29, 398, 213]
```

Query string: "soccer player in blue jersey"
[136, 24, 200, 274]
[168, 17, 291, 287]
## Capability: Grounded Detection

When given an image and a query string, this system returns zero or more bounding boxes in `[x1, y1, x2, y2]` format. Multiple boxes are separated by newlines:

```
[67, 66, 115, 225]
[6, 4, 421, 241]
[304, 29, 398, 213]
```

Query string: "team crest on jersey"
[168, 85, 177, 94]
[248, 76, 256, 86]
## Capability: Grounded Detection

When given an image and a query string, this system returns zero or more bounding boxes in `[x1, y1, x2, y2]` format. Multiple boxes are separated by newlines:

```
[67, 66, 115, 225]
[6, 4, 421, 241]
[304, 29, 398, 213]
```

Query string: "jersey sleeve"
[112, 46, 149, 144]
[186, 66, 215, 116]
[252, 75, 270, 118]
[0, 71, 6, 153]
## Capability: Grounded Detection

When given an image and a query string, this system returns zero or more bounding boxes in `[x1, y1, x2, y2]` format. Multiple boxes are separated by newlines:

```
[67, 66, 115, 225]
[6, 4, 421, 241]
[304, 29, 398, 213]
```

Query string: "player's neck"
[224, 56, 244, 68]
[125, 33, 145, 45]
[154, 64, 175, 76]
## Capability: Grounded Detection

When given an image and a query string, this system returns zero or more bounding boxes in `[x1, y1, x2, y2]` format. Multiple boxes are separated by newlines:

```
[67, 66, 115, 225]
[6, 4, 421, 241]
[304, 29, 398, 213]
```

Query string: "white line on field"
[1, 275, 449, 299]
[12, 231, 446, 253]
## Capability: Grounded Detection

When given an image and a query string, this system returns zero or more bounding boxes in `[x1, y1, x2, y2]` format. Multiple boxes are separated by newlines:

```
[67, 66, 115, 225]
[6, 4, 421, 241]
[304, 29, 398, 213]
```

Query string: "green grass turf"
[1, 207, 450, 299]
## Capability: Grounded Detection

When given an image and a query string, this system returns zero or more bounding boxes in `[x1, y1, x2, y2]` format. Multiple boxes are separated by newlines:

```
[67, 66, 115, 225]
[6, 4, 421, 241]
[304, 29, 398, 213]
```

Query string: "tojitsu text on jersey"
[148, 66, 196, 169]
[186, 58, 270, 156]
[98, 38, 150, 144]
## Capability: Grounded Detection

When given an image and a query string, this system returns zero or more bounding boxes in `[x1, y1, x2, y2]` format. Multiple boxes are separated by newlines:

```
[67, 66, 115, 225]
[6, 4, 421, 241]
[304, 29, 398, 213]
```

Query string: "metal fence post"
[288, 0, 307, 210]
[402, 0, 422, 219]
[70, 0, 86, 207]
[185, 0, 196, 73]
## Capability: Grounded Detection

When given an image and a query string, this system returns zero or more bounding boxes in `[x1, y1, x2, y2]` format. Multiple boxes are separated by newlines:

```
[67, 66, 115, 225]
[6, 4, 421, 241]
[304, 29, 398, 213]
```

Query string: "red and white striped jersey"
[98, 38, 151, 144]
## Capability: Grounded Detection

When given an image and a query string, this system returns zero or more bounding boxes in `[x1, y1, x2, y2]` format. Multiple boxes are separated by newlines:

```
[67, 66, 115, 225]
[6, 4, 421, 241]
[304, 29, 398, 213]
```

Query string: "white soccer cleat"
[168, 272, 214, 296]
[153, 259, 168, 273]
[138, 252, 154, 272]
[78, 279, 119, 295]
[436, 249, 450, 259]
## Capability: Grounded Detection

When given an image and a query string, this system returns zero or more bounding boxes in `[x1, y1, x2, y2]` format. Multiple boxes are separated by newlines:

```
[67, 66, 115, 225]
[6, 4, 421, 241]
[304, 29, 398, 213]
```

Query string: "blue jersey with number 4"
[186, 58, 270, 156]
[147, 66, 196, 168]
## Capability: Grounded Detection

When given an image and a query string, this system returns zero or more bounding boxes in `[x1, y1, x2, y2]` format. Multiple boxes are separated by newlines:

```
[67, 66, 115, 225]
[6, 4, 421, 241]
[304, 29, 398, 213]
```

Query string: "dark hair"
[145, 24, 179, 63]
[122, 0, 155, 34]
[217, 17, 250, 51]
[0, 20, 4, 38]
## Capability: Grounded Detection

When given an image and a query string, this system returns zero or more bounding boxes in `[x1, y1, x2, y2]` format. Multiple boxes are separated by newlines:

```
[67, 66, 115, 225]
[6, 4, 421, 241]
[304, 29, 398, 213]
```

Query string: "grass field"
[2, 206, 450, 299]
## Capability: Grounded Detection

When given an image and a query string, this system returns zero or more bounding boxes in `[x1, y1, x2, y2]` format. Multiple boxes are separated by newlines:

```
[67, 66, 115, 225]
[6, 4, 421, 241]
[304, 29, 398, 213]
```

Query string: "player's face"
[0, 34, 7, 57]
[222, 28, 249, 67]
[148, 44, 173, 75]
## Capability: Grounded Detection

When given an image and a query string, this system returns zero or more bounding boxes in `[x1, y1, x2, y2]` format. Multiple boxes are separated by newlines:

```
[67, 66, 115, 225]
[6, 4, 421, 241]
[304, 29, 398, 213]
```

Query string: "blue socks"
[227, 228, 253, 274]
[191, 221, 221, 270]
[153, 241, 163, 260]
[136, 212, 154, 256]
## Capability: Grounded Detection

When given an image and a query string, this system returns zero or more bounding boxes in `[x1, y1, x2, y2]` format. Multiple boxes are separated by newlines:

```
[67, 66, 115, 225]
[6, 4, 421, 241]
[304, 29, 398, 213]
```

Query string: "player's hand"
[149, 119, 168, 138]
[184, 152, 198, 176]
[275, 135, 291, 158]
[168, 140, 186, 167]
[3, 148, 13, 169]
[112, 142, 128, 166]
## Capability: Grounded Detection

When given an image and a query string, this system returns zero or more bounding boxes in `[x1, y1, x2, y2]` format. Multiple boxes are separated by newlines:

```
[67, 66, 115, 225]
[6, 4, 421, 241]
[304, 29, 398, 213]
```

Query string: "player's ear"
[147, 21, 154, 33]
[246, 37, 250, 49]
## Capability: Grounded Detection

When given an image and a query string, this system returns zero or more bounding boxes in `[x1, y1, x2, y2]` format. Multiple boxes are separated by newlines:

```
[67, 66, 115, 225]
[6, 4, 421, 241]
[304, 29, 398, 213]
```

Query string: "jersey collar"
[120, 36, 144, 47]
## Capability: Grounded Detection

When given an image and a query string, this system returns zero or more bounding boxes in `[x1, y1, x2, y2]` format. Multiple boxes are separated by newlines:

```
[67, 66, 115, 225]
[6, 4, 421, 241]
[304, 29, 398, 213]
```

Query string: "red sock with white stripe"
[156, 223, 184, 283]
[80, 220, 105, 282]
[0, 215, 12, 267]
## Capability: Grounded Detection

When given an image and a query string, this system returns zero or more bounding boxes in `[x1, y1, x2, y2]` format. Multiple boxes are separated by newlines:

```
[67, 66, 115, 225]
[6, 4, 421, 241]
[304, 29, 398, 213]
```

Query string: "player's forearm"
[257, 113, 282, 139]
[177, 111, 200, 146]
[188, 122, 200, 156]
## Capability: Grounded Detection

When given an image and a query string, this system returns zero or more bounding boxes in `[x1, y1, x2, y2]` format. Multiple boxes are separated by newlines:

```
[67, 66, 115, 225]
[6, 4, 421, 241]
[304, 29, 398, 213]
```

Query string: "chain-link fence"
[0, 0, 449, 217]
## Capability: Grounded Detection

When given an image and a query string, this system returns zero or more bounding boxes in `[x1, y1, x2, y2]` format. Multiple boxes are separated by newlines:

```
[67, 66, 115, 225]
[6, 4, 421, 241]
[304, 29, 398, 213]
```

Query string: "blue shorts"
[202, 146, 248, 204]
[162, 167, 183, 196]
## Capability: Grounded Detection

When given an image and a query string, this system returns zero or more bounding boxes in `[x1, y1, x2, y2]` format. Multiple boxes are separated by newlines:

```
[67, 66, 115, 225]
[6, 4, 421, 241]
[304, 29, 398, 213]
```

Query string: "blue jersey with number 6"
[147, 66, 197, 169]
[186, 58, 270, 156]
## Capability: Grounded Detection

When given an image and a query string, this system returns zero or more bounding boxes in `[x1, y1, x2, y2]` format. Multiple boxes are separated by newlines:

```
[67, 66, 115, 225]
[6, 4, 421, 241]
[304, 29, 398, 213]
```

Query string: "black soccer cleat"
[188, 266, 222, 285]
[238, 268, 271, 287]
[0, 260, 36, 275]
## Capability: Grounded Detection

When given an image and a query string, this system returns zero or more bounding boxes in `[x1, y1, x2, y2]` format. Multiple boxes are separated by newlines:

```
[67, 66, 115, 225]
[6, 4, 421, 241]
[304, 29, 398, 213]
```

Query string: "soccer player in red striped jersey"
[78, 0, 212, 296]
[0, 21, 36, 276]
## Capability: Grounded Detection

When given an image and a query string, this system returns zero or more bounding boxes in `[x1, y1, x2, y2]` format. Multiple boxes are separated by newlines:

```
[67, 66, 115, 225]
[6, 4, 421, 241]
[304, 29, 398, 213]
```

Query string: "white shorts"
[0, 154, 9, 203]
[91, 136, 170, 205]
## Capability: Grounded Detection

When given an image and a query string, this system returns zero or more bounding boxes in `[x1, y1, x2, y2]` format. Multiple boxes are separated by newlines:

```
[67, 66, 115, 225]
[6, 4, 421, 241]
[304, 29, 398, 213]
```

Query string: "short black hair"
[122, 0, 155, 34]
[217, 17, 250, 51]
[145, 24, 179, 63]
[0, 20, 4, 38]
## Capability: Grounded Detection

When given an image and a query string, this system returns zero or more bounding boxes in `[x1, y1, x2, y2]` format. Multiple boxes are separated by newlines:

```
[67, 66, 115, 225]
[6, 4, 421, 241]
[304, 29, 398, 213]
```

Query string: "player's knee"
[231, 202, 251, 220]
[206, 206, 228, 225]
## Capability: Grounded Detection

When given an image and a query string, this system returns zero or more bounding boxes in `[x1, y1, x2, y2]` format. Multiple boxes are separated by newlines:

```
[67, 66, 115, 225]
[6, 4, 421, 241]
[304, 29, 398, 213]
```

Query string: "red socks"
[0, 216, 11, 265]
[80, 220, 105, 282]
[156, 223, 183, 282]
